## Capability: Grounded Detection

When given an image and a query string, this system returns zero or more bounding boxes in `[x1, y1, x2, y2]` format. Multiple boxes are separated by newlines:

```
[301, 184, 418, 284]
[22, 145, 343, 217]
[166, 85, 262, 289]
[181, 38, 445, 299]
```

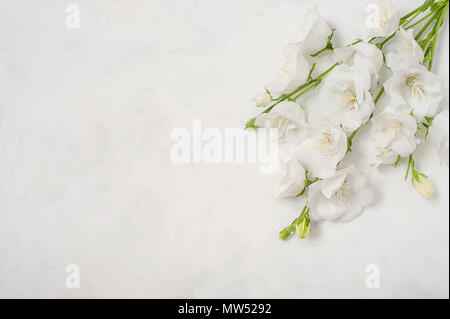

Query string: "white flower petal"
[365, 0, 400, 38]
[384, 65, 444, 122]
[276, 146, 306, 198]
[266, 46, 310, 96]
[318, 65, 375, 132]
[385, 28, 424, 70]
[252, 92, 272, 108]
[289, 7, 331, 56]
[308, 165, 374, 222]
[254, 101, 306, 144]
[334, 42, 384, 80]
[292, 115, 347, 179]
[369, 111, 420, 165]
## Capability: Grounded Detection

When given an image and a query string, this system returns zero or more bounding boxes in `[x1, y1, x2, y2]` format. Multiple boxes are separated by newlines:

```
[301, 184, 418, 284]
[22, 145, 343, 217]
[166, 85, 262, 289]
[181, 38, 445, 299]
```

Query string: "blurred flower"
[308, 165, 374, 222]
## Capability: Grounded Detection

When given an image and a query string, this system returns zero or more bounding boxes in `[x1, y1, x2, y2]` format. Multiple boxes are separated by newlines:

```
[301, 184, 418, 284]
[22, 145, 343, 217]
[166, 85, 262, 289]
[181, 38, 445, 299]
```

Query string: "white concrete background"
[0, 0, 448, 298]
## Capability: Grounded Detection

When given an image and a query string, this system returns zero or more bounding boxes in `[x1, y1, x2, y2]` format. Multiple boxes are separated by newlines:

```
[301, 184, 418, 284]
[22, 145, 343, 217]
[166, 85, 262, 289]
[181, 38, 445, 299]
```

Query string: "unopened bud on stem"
[412, 171, 434, 198]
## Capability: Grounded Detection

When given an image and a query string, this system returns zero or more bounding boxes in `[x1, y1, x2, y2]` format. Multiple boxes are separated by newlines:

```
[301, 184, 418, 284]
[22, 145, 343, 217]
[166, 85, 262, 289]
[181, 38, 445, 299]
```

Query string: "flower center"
[340, 87, 358, 111]
[313, 131, 335, 155]
[379, 8, 390, 27]
[386, 121, 403, 137]
[277, 56, 292, 74]
[278, 117, 295, 133]
[403, 39, 413, 53]
[335, 178, 351, 201]
[406, 73, 425, 97]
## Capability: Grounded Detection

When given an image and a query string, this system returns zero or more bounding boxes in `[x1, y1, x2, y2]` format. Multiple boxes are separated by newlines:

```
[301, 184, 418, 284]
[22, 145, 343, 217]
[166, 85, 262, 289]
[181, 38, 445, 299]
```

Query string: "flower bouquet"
[246, 0, 449, 240]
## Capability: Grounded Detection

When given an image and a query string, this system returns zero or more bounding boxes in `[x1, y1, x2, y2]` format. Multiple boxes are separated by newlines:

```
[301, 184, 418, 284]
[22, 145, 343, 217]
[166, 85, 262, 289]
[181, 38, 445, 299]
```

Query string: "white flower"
[412, 173, 434, 198]
[369, 111, 420, 166]
[384, 28, 424, 70]
[365, 0, 400, 38]
[252, 92, 272, 108]
[254, 101, 306, 144]
[266, 46, 310, 96]
[293, 113, 347, 179]
[384, 65, 444, 122]
[428, 110, 449, 166]
[333, 42, 384, 86]
[318, 65, 375, 132]
[308, 165, 374, 222]
[275, 145, 306, 198]
[289, 7, 332, 56]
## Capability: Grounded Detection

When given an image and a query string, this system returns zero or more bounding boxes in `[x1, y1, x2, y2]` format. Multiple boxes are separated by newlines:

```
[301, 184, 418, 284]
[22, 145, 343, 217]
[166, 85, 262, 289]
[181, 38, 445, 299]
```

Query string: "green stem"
[403, 11, 424, 28]
[374, 87, 385, 104]
[400, 0, 436, 23]
[245, 63, 339, 129]
[426, 2, 448, 70]
[346, 86, 384, 152]
[415, 10, 440, 40]
[405, 10, 436, 30]
[279, 204, 309, 240]
[405, 155, 414, 180]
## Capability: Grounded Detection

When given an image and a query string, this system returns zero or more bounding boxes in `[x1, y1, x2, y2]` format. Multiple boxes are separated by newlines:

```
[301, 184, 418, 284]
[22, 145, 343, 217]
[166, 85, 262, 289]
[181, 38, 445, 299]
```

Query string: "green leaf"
[310, 29, 336, 57]
[245, 118, 257, 130]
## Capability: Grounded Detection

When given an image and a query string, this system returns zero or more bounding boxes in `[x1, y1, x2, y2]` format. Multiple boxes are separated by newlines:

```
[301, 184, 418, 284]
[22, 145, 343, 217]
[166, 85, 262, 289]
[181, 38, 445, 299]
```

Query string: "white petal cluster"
[365, 0, 400, 38]
[294, 114, 348, 179]
[384, 28, 424, 70]
[333, 42, 384, 85]
[266, 46, 311, 96]
[256, 105, 347, 180]
[249, 1, 448, 233]
[254, 7, 375, 221]
[366, 3, 445, 170]
[384, 65, 445, 122]
[276, 145, 306, 198]
[369, 111, 420, 166]
[308, 165, 374, 222]
[289, 7, 332, 56]
[252, 92, 272, 108]
[317, 65, 375, 132]
[265, 7, 332, 97]
[254, 101, 306, 144]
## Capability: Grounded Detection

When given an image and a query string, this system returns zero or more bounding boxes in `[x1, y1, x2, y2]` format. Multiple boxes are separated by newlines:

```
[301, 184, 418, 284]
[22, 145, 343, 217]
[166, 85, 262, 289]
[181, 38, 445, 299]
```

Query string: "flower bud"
[412, 173, 434, 198]
[252, 92, 272, 108]
[279, 225, 295, 240]
[295, 214, 311, 239]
